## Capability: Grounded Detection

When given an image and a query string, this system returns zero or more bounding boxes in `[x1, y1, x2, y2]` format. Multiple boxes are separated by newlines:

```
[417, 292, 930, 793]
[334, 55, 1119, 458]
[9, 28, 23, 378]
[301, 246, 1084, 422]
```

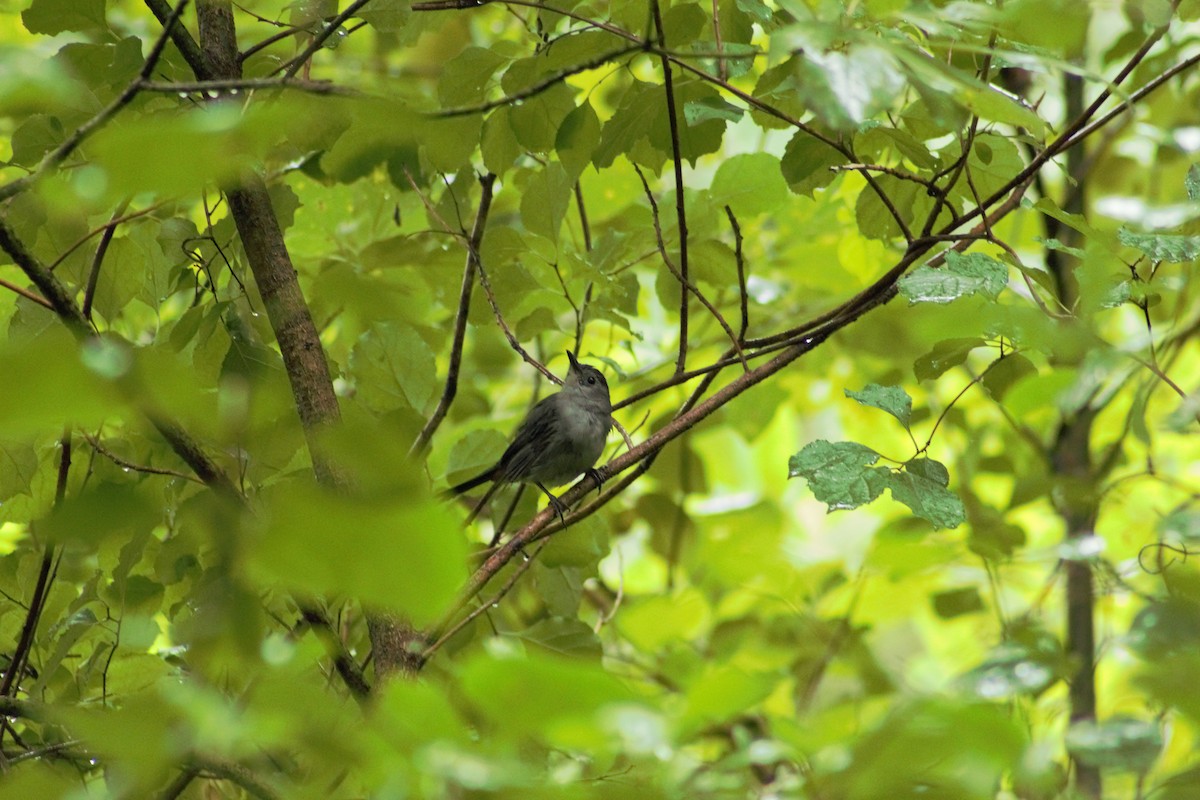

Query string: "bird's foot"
[586, 466, 606, 496]
[547, 493, 568, 527]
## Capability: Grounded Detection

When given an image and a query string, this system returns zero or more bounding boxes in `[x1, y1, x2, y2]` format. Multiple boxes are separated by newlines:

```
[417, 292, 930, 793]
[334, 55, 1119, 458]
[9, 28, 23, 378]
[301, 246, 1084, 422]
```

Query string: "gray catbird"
[446, 351, 612, 527]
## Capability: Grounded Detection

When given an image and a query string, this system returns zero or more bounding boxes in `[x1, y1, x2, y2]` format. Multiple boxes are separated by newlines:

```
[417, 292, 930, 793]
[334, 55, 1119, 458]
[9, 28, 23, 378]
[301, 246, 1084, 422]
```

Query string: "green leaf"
[508, 81, 576, 153]
[914, 337, 986, 381]
[556, 101, 601, 182]
[44, 482, 160, 546]
[481, 107, 521, 175]
[965, 499, 1027, 560]
[515, 617, 602, 658]
[349, 323, 437, 414]
[520, 162, 573, 244]
[541, 515, 609, 568]
[621, 588, 710, 651]
[1118, 228, 1200, 263]
[855, 174, 923, 240]
[887, 469, 966, 529]
[932, 586, 984, 618]
[709, 152, 789, 218]
[10, 115, 62, 167]
[788, 440, 889, 511]
[459, 648, 629, 746]
[0, 328, 121, 437]
[681, 664, 777, 730]
[438, 46, 508, 106]
[1066, 717, 1162, 773]
[0, 53, 79, 117]
[907, 457, 949, 486]
[683, 96, 744, 125]
[845, 383, 912, 427]
[898, 251, 1008, 304]
[793, 44, 905, 131]
[981, 353, 1037, 401]
[22, 0, 106, 34]
[0, 438, 39, 501]
[357, 0, 410, 31]
[780, 130, 842, 197]
[249, 481, 467, 624]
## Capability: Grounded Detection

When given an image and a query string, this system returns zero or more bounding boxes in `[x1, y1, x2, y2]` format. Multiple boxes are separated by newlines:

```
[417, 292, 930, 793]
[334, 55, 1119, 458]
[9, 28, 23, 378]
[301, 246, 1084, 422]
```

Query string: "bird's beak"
[566, 350, 579, 370]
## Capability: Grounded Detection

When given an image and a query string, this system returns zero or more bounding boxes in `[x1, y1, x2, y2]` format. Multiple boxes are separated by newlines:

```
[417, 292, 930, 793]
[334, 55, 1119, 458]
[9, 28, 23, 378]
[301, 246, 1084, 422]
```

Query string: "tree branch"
[410, 173, 497, 457]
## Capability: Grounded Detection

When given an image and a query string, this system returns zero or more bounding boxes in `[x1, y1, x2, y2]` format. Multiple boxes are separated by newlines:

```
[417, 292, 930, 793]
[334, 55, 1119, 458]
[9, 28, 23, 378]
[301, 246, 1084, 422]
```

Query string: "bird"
[445, 351, 612, 534]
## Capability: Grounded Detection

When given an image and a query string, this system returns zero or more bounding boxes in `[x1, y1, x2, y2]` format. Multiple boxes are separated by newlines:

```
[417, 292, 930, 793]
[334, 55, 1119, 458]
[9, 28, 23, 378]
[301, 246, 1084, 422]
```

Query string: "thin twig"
[651, 0, 691, 374]
[48, 201, 167, 272]
[139, 77, 357, 95]
[434, 44, 644, 118]
[278, 0, 373, 79]
[422, 542, 547, 659]
[83, 199, 131, 322]
[830, 163, 934, 188]
[0, 278, 52, 310]
[144, 0, 212, 80]
[634, 165, 747, 370]
[411, 173, 497, 456]
[724, 205, 748, 343]
[82, 433, 205, 483]
[476, 259, 558, 382]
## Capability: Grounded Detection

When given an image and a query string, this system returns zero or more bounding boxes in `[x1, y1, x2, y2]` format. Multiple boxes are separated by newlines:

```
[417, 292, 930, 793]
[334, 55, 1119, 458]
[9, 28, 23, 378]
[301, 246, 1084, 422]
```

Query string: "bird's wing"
[497, 393, 562, 481]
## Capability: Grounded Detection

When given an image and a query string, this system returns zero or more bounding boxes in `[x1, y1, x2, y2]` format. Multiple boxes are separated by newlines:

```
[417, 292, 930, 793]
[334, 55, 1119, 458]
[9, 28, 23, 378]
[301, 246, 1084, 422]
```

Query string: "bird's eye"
[586, 376, 596, 385]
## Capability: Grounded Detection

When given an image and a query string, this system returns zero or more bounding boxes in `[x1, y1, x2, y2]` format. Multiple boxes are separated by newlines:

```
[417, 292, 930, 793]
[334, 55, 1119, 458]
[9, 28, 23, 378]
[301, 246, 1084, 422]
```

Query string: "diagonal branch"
[410, 173, 498, 456]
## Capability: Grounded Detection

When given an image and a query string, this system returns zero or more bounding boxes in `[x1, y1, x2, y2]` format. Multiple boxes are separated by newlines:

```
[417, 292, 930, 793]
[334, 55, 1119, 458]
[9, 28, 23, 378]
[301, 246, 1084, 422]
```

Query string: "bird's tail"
[443, 468, 495, 498]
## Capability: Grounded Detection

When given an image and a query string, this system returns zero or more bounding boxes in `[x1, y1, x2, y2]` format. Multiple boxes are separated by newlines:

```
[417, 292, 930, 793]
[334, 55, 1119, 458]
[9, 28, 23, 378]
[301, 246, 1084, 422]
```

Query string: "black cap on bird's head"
[565, 350, 609, 396]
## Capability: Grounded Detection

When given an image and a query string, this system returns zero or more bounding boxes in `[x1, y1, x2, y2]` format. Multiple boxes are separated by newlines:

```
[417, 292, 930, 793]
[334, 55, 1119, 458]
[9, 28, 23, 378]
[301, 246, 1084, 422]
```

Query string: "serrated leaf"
[898, 251, 1008, 304]
[914, 337, 986, 381]
[845, 383, 912, 427]
[887, 469, 965, 529]
[793, 44, 905, 131]
[1118, 228, 1200, 263]
[350, 324, 437, 414]
[788, 440, 888, 511]
[520, 162, 573, 243]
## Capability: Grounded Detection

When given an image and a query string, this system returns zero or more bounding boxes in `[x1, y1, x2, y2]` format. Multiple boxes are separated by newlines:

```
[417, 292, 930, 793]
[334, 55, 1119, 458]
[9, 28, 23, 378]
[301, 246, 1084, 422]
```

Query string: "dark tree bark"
[1045, 71, 1101, 800]
[192, 0, 418, 686]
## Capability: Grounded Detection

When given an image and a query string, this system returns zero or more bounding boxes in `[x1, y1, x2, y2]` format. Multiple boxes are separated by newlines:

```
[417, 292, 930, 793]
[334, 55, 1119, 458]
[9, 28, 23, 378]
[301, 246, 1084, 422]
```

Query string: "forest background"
[0, 0, 1199, 798]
